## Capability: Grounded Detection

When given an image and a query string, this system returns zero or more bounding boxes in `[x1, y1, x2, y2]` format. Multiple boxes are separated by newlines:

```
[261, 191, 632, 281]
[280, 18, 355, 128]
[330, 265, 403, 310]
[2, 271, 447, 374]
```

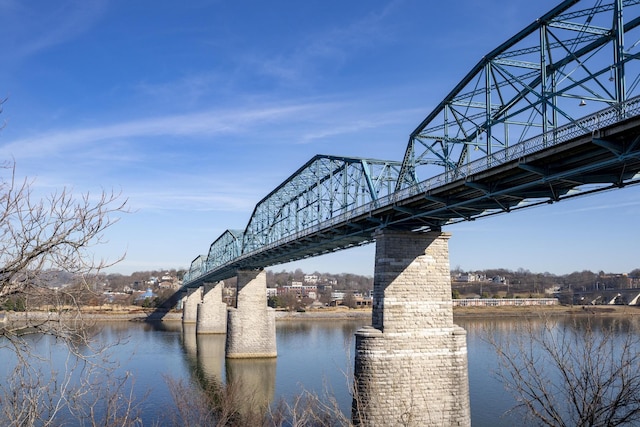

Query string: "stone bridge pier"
[181, 287, 201, 324]
[196, 281, 227, 334]
[353, 230, 470, 426]
[226, 269, 277, 358]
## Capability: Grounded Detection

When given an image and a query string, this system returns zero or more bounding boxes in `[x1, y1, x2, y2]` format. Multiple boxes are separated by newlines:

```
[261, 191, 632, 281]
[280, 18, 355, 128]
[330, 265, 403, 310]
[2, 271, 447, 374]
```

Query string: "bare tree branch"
[488, 315, 640, 427]
[0, 157, 134, 425]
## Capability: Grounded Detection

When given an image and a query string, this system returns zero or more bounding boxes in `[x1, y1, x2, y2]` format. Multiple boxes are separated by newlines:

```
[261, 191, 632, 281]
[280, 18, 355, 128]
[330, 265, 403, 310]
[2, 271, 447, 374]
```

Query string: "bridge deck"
[185, 112, 640, 287]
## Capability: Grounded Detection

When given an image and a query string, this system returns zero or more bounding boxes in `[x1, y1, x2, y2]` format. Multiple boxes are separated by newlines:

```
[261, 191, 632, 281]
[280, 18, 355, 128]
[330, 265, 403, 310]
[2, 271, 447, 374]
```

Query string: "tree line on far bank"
[101, 266, 639, 297]
[451, 267, 640, 297]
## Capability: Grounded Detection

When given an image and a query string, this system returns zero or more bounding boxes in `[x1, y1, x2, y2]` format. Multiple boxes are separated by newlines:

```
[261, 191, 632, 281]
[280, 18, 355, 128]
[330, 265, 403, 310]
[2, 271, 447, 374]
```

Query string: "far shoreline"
[4, 304, 640, 324]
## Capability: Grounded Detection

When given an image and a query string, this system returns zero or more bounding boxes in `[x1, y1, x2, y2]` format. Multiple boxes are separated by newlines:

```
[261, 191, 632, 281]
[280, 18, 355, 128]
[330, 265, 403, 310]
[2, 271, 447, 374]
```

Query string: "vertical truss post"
[485, 62, 492, 155]
[614, 0, 626, 114]
[541, 23, 549, 146]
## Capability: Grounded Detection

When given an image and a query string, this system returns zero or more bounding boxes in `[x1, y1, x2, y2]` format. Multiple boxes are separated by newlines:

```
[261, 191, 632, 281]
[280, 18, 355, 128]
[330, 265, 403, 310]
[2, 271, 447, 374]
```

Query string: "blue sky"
[0, 0, 638, 276]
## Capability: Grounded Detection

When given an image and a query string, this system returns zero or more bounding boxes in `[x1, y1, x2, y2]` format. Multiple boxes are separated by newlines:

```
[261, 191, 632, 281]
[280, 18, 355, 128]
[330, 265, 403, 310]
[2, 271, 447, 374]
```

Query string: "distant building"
[331, 291, 346, 300]
[304, 274, 318, 284]
[158, 279, 178, 289]
[454, 298, 558, 307]
[279, 284, 317, 299]
[266, 288, 278, 298]
[545, 286, 561, 295]
[453, 273, 491, 283]
[329, 290, 372, 307]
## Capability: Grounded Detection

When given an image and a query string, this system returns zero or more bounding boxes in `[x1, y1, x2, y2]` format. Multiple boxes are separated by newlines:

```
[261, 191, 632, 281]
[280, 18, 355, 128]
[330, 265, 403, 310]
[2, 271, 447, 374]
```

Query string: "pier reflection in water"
[197, 334, 226, 381]
[226, 358, 277, 415]
[180, 319, 364, 418]
[181, 323, 276, 416]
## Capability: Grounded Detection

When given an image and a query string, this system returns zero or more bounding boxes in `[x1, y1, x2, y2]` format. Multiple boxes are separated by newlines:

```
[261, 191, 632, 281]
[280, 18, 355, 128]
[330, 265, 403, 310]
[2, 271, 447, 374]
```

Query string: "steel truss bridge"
[183, 0, 640, 287]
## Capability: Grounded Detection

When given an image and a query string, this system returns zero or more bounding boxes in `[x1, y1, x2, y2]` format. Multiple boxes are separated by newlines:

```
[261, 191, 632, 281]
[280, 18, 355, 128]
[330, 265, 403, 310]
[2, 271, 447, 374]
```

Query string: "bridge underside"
[380, 114, 640, 230]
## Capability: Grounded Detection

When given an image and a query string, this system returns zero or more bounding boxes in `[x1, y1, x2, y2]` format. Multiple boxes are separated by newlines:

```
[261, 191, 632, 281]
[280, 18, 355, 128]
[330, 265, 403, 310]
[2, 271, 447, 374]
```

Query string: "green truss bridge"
[183, 0, 640, 287]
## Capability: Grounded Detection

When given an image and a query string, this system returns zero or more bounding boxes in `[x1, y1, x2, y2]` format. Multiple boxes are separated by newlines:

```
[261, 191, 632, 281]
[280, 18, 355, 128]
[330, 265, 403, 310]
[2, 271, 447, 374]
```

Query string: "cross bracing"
[183, 0, 640, 287]
[184, 254, 207, 284]
[184, 156, 402, 284]
[397, 0, 640, 190]
[242, 155, 401, 253]
[207, 229, 243, 272]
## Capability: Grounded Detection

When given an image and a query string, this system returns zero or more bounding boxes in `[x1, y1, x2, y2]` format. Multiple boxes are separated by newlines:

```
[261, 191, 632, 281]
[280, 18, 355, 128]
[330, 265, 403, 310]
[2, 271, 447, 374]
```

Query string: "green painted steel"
[183, 0, 640, 287]
[397, 0, 640, 190]
[242, 155, 401, 254]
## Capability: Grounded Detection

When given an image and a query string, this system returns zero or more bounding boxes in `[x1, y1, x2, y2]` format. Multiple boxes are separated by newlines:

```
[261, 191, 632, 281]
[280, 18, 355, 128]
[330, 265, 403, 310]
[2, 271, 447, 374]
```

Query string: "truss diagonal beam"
[397, 0, 640, 191]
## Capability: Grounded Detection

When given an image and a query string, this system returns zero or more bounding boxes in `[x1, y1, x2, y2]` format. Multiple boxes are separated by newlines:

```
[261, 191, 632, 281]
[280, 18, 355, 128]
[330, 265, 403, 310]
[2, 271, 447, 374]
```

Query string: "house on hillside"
[135, 288, 157, 302]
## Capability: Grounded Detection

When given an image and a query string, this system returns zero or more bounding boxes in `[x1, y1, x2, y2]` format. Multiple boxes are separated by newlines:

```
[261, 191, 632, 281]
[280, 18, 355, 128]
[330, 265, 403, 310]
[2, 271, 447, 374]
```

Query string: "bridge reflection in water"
[181, 324, 276, 418]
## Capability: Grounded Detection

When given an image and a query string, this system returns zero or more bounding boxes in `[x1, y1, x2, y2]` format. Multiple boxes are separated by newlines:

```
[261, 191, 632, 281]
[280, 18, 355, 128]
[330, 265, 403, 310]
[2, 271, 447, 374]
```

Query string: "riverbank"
[3, 304, 639, 324]
[453, 303, 640, 318]
[275, 304, 640, 320]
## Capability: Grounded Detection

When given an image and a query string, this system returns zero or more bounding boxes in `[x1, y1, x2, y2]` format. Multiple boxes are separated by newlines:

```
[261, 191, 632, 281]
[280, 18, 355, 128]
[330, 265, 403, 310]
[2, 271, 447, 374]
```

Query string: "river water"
[1, 315, 636, 425]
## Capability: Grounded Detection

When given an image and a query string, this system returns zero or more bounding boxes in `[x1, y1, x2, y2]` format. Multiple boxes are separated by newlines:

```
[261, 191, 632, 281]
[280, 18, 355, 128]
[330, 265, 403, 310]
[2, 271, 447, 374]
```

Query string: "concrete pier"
[182, 287, 202, 324]
[196, 281, 227, 334]
[353, 230, 470, 426]
[226, 269, 277, 358]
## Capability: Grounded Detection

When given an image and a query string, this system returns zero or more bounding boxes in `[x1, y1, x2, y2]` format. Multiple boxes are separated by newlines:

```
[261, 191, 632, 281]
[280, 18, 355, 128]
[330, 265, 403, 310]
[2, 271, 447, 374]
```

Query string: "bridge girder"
[184, 254, 207, 284]
[206, 229, 243, 272]
[184, 155, 401, 285]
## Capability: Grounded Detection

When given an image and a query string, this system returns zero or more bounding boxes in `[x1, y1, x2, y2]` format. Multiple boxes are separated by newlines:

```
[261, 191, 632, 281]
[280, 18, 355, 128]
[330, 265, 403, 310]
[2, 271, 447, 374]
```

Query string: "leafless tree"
[0, 160, 127, 330]
[166, 374, 352, 427]
[0, 158, 135, 425]
[0, 334, 144, 427]
[268, 389, 351, 427]
[489, 315, 640, 426]
[342, 292, 357, 309]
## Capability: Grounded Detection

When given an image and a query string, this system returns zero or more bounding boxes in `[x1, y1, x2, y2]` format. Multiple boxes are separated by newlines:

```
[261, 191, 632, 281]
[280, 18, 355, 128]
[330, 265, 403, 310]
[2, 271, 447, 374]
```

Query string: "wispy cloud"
[1, 95, 421, 160]
[127, 189, 257, 212]
[0, 0, 108, 60]
[555, 193, 640, 215]
[297, 106, 424, 146]
[0, 103, 326, 159]
[134, 72, 233, 110]
[240, 1, 402, 87]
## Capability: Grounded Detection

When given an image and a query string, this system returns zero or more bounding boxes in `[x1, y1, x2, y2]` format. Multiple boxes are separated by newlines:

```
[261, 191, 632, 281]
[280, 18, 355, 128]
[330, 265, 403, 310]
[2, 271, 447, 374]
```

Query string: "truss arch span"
[182, 0, 640, 288]
[242, 155, 401, 253]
